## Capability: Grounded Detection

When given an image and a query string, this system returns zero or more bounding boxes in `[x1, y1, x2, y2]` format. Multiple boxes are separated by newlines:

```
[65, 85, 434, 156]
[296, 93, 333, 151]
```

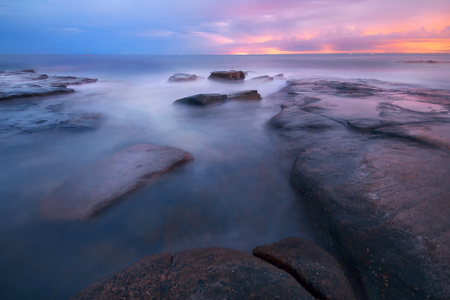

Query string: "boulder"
[41, 144, 194, 221]
[72, 247, 315, 299]
[173, 93, 227, 106]
[253, 237, 356, 300]
[208, 70, 245, 81]
[0, 70, 98, 100]
[168, 73, 198, 82]
[227, 90, 262, 100]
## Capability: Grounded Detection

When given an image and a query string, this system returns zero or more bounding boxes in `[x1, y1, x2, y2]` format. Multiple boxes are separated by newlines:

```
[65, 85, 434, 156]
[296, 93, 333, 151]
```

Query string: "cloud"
[1, 0, 449, 54]
[134, 30, 176, 38]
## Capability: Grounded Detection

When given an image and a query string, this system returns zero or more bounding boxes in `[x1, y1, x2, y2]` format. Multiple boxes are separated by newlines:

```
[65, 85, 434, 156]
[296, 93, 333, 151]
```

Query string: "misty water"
[1, 54, 449, 299]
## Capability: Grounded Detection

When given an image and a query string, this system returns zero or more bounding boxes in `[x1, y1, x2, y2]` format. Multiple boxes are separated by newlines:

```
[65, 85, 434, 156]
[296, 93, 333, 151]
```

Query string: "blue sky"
[1, 0, 449, 54]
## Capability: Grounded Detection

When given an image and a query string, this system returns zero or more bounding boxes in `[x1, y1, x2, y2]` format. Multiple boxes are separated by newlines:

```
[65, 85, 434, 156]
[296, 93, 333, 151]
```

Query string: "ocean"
[0, 53, 449, 299]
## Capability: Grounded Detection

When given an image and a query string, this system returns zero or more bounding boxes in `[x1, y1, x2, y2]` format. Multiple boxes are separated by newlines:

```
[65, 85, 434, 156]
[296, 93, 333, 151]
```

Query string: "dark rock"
[41, 144, 194, 221]
[0, 70, 98, 101]
[208, 70, 246, 81]
[251, 75, 274, 82]
[73, 247, 315, 299]
[253, 237, 356, 300]
[168, 73, 198, 82]
[174, 93, 227, 106]
[227, 90, 262, 100]
[273, 73, 285, 79]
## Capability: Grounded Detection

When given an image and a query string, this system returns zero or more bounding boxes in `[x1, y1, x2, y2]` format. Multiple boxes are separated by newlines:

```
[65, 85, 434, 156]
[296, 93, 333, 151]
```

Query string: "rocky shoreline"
[1, 69, 449, 299]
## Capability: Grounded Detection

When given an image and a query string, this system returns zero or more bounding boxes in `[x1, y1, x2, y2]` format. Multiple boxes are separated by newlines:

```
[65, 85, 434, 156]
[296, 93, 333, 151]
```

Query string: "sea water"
[0, 54, 449, 299]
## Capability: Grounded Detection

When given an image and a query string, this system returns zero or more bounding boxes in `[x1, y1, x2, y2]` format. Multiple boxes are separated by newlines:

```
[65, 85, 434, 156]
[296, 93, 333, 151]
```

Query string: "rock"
[168, 73, 198, 82]
[266, 78, 450, 299]
[227, 90, 262, 100]
[0, 70, 98, 101]
[73, 247, 315, 299]
[290, 136, 450, 299]
[251, 75, 274, 82]
[41, 144, 194, 221]
[173, 93, 227, 106]
[273, 73, 285, 79]
[0, 100, 105, 138]
[72, 253, 173, 300]
[208, 70, 246, 81]
[253, 237, 356, 300]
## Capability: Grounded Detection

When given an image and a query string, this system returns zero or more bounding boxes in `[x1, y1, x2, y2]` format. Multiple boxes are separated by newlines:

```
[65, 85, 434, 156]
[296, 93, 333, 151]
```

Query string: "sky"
[1, 0, 449, 54]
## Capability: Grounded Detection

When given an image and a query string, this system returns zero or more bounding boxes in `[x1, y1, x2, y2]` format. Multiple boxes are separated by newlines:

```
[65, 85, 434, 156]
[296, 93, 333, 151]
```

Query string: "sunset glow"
[1, 0, 449, 54]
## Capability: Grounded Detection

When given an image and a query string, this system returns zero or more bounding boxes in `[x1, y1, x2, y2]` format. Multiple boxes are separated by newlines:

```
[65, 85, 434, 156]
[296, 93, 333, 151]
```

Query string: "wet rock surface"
[208, 70, 246, 81]
[174, 93, 228, 106]
[174, 90, 261, 106]
[73, 247, 315, 300]
[254, 237, 356, 300]
[168, 73, 198, 82]
[227, 90, 262, 100]
[0, 100, 105, 139]
[267, 78, 450, 299]
[41, 144, 194, 221]
[251, 75, 274, 82]
[0, 70, 97, 101]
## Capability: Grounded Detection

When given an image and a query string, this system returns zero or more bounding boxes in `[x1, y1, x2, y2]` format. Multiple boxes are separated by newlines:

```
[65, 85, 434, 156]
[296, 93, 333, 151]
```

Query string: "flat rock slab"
[168, 73, 198, 82]
[73, 247, 315, 299]
[253, 237, 356, 300]
[41, 144, 194, 221]
[174, 91, 261, 106]
[267, 78, 450, 299]
[208, 70, 246, 81]
[0, 70, 98, 101]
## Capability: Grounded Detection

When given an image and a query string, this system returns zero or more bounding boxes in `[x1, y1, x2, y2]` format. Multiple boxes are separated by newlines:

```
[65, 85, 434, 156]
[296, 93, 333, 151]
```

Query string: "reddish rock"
[73, 247, 315, 299]
[253, 237, 356, 300]
[227, 90, 262, 100]
[208, 70, 246, 81]
[41, 144, 194, 221]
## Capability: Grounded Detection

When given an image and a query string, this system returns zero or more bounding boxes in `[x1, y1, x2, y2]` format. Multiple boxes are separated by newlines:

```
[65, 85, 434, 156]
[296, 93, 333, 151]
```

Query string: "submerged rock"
[174, 93, 227, 106]
[73, 247, 315, 299]
[0, 70, 98, 101]
[254, 237, 356, 300]
[41, 144, 194, 221]
[227, 90, 262, 100]
[208, 70, 246, 81]
[168, 73, 198, 82]
[251, 75, 274, 82]
[0, 100, 105, 139]
[266, 78, 450, 299]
